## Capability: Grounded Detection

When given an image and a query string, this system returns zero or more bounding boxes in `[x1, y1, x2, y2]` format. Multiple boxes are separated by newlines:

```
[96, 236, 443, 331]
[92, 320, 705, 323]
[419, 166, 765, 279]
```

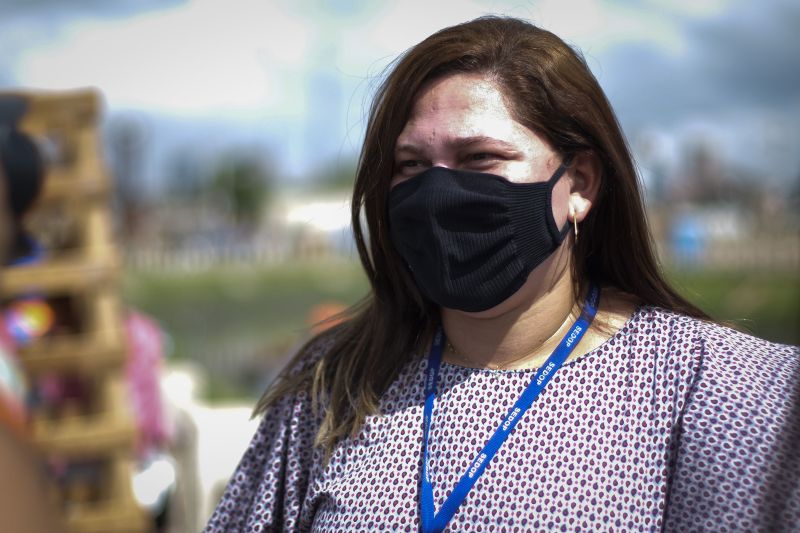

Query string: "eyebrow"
[394, 136, 520, 155]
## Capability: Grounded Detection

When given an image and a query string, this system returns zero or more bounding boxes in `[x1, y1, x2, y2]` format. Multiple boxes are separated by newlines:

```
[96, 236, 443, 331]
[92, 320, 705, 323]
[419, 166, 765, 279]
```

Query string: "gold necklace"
[444, 305, 585, 371]
[445, 339, 536, 370]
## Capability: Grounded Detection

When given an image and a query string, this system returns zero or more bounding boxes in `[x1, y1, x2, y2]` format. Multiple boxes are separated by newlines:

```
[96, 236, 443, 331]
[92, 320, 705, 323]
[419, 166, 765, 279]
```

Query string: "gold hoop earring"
[570, 205, 579, 244]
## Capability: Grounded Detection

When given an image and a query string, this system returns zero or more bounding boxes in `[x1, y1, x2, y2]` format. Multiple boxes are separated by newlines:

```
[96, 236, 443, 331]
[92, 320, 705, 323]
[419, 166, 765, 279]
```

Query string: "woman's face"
[389, 73, 577, 315]
[391, 73, 572, 238]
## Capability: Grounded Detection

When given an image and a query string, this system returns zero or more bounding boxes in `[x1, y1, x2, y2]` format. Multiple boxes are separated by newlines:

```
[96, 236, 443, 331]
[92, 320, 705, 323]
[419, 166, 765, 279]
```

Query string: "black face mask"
[387, 161, 571, 312]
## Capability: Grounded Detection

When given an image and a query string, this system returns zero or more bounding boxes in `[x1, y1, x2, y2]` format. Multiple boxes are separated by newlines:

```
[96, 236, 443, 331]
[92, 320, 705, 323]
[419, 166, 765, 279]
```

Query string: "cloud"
[1, 0, 796, 182]
[686, 0, 800, 108]
[13, 0, 315, 115]
[600, 0, 800, 123]
[591, 0, 800, 180]
[0, 0, 186, 21]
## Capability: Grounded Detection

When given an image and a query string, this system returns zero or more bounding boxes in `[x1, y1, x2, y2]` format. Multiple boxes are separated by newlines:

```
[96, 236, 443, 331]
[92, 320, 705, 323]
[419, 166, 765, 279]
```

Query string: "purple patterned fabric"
[205, 307, 800, 532]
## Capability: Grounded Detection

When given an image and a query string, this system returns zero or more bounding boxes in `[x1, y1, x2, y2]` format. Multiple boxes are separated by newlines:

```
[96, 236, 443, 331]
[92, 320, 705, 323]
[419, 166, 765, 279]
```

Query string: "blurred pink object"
[0, 316, 28, 438]
[125, 310, 173, 457]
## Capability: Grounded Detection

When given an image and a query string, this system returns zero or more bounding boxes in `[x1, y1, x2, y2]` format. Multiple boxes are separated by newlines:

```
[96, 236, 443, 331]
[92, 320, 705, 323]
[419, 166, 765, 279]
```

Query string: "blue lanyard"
[419, 284, 600, 533]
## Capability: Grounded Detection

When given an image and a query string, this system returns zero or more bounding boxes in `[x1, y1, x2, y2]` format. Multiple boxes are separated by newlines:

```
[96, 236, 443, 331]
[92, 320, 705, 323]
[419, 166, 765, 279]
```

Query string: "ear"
[567, 151, 601, 224]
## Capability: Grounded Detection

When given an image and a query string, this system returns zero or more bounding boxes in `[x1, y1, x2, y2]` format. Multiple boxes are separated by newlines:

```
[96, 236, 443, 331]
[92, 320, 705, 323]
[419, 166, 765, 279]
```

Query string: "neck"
[441, 260, 581, 370]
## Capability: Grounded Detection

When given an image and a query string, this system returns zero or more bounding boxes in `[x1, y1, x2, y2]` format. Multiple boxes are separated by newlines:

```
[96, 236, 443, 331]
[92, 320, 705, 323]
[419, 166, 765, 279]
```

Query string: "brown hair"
[255, 16, 708, 456]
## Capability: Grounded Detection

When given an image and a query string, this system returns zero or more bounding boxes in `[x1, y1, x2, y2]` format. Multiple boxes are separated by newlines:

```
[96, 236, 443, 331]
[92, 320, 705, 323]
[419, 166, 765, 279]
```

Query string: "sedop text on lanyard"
[419, 283, 600, 533]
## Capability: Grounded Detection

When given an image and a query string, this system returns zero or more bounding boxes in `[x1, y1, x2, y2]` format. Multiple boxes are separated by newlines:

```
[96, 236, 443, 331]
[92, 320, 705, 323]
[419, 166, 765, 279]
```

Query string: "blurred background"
[0, 0, 798, 531]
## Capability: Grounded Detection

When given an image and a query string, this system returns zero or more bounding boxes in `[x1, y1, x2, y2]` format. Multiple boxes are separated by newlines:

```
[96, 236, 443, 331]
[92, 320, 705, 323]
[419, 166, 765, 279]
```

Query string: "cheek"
[502, 163, 533, 183]
[503, 158, 550, 184]
[550, 178, 571, 227]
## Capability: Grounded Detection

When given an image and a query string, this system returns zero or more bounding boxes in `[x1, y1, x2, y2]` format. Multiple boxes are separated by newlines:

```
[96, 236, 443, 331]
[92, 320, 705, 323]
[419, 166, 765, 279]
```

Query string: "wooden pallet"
[33, 375, 136, 458]
[2, 88, 148, 533]
[13, 89, 110, 206]
[3, 273, 126, 376]
[57, 454, 149, 533]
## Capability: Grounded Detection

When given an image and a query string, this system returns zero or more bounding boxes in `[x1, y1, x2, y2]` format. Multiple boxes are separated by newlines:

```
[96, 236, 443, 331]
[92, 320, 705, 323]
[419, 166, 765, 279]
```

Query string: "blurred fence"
[662, 235, 800, 271]
[125, 235, 800, 273]
[125, 239, 345, 273]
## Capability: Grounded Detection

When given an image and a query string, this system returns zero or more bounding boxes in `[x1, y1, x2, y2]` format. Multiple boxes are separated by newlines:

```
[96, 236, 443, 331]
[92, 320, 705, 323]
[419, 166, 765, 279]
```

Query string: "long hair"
[0, 127, 44, 262]
[255, 16, 708, 456]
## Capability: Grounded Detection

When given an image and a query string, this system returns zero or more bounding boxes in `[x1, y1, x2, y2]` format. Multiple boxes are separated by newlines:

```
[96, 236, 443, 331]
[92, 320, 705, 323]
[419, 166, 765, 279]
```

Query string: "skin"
[392, 74, 636, 370]
[0, 428, 66, 533]
[0, 169, 65, 532]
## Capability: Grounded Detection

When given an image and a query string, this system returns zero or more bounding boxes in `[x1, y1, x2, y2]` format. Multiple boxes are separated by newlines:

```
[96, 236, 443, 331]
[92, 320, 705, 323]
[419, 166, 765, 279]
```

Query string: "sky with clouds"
[0, 0, 797, 195]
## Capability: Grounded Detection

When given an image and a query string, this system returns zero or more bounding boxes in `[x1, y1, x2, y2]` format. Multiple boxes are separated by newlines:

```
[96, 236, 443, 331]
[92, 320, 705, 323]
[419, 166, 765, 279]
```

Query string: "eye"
[395, 159, 427, 176]
[464, 152, 503, 169]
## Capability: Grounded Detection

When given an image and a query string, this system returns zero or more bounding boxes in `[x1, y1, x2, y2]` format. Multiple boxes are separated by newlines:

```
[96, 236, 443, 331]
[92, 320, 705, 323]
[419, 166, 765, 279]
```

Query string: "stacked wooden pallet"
[1, 89, 147, 533]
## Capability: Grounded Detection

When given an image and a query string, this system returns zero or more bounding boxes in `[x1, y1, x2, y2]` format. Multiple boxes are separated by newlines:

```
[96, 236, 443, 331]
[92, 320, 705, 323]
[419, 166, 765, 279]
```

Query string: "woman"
[205, 17, 798, 532]
[0, 130, 65, 533]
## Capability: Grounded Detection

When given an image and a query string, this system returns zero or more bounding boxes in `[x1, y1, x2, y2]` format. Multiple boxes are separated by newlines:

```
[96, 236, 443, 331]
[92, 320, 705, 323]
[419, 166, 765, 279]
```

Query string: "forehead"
[397, 74, 524, 146]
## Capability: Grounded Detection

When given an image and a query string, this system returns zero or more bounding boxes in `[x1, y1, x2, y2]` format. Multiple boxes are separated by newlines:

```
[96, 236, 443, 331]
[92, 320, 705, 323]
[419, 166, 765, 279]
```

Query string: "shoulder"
[666, 310, 798, 391]
[0, 427, 66, 532]
[633, 306, 798, 411]
[283, 327, 341, 378]
[670, 312, 799, 438]
[255, 328, 340, 410]
[249, 331, 335, 459]
[205, 334, 335, 532]
[695, 314, 797, 371]
[654, 310, 800, 528]
[630, 305, 798, 370]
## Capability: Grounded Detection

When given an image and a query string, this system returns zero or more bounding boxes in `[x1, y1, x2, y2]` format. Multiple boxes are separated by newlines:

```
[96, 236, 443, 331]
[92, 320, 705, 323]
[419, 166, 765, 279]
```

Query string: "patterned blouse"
[204, 306, 800, 532]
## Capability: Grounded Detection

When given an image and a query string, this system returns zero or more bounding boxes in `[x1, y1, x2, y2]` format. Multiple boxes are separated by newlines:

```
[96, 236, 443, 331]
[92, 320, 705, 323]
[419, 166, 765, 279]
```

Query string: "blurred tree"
[165, 148, 204, 201]
[789, 168, 800, 227]
[683, 139, 727, 204]
[107, 114, 149, 243]
[317, 159, 356, 192]
[211, 152, 272, 233]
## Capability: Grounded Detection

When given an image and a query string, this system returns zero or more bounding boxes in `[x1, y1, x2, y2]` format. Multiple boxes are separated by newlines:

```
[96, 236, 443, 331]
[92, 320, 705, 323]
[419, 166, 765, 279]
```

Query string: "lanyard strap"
[420, 284, 600, 533]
